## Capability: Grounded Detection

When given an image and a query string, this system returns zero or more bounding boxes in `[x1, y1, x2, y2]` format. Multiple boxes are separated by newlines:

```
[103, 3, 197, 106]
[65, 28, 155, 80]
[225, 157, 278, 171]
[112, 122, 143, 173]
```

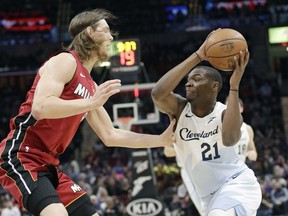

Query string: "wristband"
[195, 52, 201, 61]
[230, 89, 238, 91]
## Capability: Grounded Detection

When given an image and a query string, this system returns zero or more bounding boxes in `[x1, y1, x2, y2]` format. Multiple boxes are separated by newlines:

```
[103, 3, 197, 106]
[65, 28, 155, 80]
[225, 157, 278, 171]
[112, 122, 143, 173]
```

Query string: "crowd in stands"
[0, 0, 288, 47]
[0, 0, 58, 46]
[1, 0, 288, 215]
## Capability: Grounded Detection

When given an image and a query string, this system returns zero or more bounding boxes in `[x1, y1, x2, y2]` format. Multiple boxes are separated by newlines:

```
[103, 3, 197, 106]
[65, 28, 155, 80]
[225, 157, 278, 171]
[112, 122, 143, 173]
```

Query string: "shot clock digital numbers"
[117, 40, 137, 66]
[109, 39, 141, 69]
[108, 39, 141, 84]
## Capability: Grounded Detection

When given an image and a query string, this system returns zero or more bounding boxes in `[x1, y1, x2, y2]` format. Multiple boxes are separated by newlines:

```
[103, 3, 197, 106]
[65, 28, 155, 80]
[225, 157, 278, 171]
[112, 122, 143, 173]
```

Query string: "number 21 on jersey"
[201, 142, 221, 161]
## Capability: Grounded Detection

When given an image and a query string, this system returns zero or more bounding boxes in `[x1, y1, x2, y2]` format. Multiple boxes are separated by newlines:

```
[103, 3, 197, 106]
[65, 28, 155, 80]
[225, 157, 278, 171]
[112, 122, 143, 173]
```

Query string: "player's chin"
[99, 52, 109, 61]
[186, 92, 195, 100]
[186, 96, 194, 103]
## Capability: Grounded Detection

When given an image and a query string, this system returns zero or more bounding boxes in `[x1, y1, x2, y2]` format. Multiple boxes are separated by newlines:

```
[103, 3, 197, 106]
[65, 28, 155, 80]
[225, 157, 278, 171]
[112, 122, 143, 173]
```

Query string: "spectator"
[1, 198, 21, 216]
[270, 181, 288, 215]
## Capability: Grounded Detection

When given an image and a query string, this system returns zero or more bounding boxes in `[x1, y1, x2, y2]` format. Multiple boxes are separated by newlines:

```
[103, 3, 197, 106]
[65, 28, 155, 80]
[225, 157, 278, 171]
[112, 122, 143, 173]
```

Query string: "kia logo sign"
[126, 198, 163, 216]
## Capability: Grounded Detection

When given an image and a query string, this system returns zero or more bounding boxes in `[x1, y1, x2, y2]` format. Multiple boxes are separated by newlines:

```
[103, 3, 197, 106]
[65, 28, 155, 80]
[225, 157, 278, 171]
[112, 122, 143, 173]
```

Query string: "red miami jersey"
[0, 50, 96, 206]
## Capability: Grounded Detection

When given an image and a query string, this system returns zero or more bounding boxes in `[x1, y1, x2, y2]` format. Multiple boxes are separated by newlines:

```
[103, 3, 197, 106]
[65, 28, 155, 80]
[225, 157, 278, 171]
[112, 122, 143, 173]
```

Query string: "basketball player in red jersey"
[0, 9, 175, 216]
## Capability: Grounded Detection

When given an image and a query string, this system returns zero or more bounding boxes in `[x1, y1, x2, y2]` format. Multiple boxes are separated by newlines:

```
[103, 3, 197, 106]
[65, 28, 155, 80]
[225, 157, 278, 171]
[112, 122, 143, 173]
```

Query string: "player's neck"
[191, 101, 216, 117]
[82, 58, 98, 73]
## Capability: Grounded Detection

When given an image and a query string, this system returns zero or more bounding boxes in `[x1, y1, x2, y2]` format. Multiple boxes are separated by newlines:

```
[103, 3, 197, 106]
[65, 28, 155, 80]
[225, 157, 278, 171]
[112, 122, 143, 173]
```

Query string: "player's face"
[185, 70, 211, 102]
[91, 19, 113, 60]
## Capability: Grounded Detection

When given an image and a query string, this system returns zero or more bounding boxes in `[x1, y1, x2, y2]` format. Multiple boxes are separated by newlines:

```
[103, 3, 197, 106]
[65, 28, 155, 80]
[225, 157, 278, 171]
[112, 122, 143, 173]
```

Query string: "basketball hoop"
[116, 117, 135, 131]
[112, 83, 160, 129]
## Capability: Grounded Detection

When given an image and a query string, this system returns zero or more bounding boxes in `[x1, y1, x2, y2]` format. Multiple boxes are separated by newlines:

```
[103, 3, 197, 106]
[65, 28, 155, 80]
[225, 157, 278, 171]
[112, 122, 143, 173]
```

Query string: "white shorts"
[202, 168, 262, 216]
[181, 168, 204, 214]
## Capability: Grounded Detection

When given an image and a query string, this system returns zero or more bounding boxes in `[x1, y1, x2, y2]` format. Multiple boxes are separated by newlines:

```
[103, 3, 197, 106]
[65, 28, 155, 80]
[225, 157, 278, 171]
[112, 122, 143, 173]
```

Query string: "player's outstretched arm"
[86, 107, 175, 148]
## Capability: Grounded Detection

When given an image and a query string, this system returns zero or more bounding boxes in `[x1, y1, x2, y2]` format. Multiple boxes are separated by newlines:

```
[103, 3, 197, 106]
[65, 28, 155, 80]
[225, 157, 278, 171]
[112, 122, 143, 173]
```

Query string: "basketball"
[205, 28, 248, 71]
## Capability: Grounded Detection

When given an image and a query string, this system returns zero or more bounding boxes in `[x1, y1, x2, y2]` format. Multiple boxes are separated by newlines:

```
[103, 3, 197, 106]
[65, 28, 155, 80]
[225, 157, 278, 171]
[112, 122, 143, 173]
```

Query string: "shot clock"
[110, 39, 140, 67]
[109, 38, 142, 84]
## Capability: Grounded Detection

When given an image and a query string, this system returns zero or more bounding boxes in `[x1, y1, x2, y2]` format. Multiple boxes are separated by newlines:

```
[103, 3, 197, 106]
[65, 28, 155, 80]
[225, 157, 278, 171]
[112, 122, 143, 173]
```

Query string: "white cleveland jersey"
[174, 102, 247, 198]
[234, 122, 250, 162]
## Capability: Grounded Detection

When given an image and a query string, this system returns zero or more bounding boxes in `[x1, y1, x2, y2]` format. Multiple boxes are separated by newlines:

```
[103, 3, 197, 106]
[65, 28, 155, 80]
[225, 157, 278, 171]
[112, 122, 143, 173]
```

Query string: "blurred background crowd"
[0, 0, 288, 215]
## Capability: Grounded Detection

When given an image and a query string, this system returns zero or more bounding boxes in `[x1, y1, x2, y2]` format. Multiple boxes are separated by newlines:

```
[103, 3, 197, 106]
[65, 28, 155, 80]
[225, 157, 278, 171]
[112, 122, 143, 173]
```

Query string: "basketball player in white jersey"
[164, 98, 258, 215]
[226, 98, 258, 162]
[152, 29, 262, 216]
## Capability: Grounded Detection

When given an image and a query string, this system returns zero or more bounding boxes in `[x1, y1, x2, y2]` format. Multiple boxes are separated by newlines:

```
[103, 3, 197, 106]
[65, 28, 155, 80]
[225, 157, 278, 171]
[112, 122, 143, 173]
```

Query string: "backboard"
[105, 82, 160, 130]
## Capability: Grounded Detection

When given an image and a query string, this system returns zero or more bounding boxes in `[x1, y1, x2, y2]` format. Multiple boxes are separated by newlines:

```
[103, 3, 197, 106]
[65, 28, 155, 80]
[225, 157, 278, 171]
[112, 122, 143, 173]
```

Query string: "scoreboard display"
[110, 39, 140, 67]
[109, 39, 141, 83]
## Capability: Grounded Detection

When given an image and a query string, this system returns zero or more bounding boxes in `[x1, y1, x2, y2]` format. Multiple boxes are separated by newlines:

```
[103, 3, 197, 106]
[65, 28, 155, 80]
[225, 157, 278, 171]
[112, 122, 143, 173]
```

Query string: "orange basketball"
[205, 28, 248, 71]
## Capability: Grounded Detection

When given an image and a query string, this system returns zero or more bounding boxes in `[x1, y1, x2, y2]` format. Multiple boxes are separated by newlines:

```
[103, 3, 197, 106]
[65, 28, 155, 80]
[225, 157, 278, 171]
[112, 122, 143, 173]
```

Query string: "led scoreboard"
[110, 39, 140, 67]
[109, 39, 141, 84]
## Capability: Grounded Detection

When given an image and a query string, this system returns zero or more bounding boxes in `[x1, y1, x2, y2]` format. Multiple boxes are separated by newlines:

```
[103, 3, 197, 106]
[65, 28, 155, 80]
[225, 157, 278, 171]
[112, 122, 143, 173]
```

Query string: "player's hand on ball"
[196, 28, 222, 61]
[230, 49, 250, 89]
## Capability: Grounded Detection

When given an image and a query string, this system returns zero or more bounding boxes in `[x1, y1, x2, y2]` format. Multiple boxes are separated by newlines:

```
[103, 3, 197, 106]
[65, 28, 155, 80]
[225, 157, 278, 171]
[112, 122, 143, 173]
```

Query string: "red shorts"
[0, 139, 86, 208]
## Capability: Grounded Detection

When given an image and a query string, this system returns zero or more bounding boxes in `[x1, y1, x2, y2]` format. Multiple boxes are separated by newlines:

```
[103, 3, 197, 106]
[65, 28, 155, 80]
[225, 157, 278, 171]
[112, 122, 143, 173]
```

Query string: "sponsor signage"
[126, 150, 164, 216]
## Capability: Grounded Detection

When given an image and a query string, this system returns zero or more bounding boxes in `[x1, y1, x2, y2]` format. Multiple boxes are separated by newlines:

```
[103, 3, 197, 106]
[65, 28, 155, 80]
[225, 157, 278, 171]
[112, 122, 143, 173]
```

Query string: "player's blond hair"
[65, 9, 117, 62]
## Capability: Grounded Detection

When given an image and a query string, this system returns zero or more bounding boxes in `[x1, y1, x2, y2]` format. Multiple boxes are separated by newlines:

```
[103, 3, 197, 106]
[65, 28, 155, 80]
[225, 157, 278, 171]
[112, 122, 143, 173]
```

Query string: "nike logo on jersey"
[80, 72, 86, 78]
[207, 117, 216, 124]
[210, 190, 216, 195]
[185, 113, 193, 118]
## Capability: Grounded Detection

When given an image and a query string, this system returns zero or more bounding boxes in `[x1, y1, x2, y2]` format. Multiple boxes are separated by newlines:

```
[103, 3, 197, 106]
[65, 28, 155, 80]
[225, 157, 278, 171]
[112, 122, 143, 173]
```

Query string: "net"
[116, 117, 135, 131]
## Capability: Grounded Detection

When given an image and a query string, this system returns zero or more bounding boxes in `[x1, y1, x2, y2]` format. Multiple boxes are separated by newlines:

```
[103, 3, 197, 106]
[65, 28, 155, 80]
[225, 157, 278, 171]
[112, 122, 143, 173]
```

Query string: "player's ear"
[86, 26, 93, 36]
[211, 81, 219, 92]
